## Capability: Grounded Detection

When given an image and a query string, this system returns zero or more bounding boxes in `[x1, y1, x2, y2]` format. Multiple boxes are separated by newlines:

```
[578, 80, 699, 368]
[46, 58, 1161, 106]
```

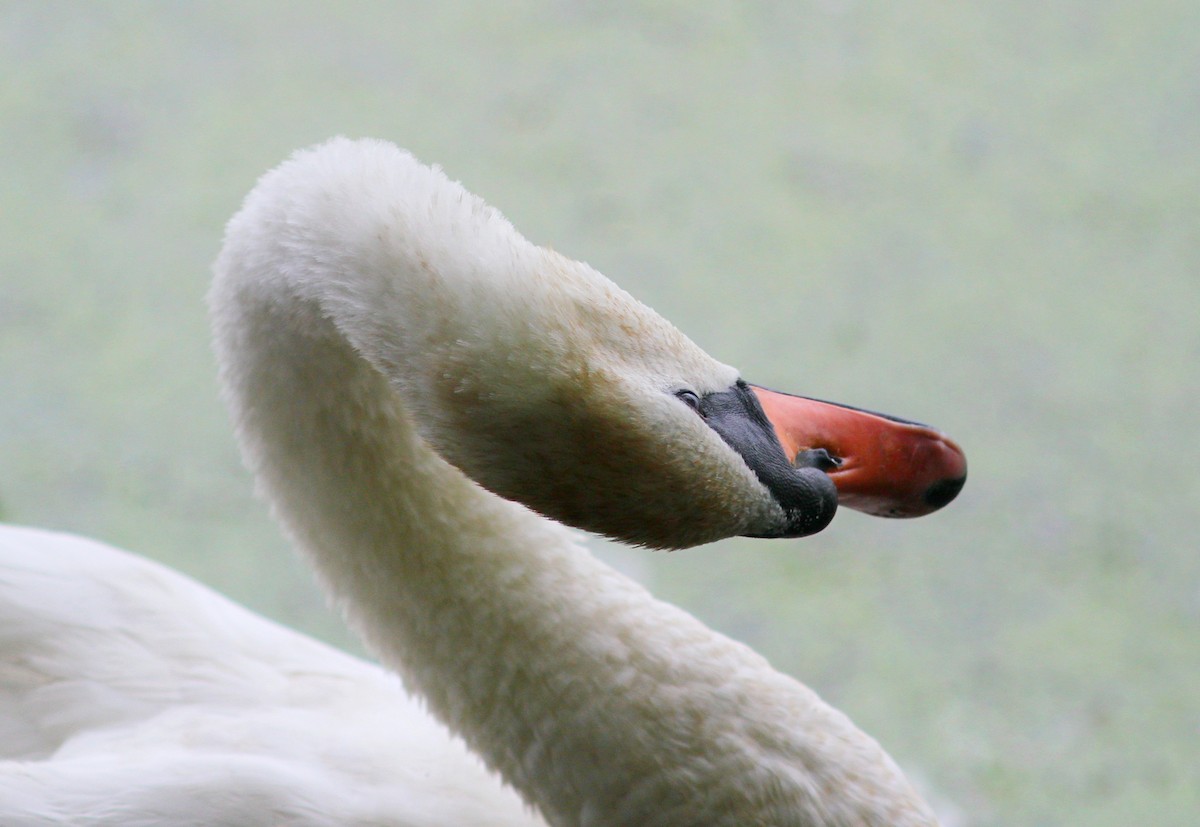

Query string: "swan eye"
[675, 389, 702, 413]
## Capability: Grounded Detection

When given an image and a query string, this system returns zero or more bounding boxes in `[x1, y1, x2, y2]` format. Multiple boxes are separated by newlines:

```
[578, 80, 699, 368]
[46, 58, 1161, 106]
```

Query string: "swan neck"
[210, 138, 941, 827]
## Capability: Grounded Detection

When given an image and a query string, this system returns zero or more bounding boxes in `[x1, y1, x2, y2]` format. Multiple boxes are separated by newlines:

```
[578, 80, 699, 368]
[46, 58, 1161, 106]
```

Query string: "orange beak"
[749, 385, 967, 518]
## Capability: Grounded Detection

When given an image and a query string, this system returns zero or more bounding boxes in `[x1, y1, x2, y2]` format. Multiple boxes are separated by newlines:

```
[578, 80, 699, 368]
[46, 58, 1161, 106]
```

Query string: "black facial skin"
[682, 380, 839, 538]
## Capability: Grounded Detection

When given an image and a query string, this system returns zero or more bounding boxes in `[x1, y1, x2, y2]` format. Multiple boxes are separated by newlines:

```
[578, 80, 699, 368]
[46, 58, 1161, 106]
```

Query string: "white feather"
[0, 525, 545, 826]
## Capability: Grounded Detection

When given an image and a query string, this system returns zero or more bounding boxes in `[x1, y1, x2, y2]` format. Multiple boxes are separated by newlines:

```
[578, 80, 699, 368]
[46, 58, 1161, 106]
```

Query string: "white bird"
[2, 138, 966, 826]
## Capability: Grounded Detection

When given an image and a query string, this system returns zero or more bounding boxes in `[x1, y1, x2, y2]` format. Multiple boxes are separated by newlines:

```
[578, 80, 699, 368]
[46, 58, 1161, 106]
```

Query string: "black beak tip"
[923, 474, 967, 511]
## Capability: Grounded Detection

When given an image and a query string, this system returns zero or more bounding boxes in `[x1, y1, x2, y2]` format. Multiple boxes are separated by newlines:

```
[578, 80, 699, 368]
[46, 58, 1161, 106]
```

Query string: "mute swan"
[3, 138, 965, 826]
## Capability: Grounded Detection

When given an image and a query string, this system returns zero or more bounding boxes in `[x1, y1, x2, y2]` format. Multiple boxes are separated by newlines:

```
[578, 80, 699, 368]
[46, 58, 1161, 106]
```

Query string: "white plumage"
[2, 139, 943, 826]
[0, 525, 545, 826]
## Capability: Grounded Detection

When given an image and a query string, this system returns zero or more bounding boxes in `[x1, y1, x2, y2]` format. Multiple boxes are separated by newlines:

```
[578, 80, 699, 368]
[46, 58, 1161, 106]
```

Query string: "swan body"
[0, 524, 545, 826]
[4, 138, 965, 825]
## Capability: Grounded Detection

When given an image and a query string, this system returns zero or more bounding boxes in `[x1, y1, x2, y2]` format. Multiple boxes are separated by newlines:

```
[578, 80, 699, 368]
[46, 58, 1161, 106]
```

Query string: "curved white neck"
[211, 139, 938, 826]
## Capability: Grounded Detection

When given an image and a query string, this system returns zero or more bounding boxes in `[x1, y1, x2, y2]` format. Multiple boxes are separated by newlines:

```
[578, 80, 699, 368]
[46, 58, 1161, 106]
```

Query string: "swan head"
[391, 234, 967, 551]
[417, 265, 967, 548]
[221, 138, 966, 550]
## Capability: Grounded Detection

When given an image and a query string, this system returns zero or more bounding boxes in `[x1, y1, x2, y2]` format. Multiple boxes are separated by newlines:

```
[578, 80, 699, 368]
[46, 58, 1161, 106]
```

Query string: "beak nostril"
[793, 448, 842, 472]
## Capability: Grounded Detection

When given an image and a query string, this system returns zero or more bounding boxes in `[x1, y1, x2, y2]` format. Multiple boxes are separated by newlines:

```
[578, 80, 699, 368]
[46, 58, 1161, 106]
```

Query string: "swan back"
[0, 525, 546, 826]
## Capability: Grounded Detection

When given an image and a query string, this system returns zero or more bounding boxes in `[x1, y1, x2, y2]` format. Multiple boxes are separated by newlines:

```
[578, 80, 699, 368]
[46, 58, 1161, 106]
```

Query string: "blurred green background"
[2, 2, 1197, 824]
